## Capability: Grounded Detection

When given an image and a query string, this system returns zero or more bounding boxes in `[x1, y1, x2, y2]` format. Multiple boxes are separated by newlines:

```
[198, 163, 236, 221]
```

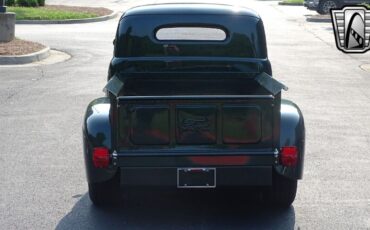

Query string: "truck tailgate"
[116, 95, 276, 151]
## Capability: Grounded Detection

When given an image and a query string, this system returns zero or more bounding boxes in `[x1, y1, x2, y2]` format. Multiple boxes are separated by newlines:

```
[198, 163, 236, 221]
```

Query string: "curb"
[278, 2, 303, 5]
[306, 16, 331, 23]
[0, 47, 50, 65]
[16, 11, 119, 24]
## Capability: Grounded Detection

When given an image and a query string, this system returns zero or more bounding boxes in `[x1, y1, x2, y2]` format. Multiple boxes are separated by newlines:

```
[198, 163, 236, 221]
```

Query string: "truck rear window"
[156, 27, 227, 41]
[115, 15, 267, 58]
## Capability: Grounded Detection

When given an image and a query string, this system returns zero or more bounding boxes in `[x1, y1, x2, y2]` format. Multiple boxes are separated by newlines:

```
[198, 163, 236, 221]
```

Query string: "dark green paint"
[82, 3, 305, 186]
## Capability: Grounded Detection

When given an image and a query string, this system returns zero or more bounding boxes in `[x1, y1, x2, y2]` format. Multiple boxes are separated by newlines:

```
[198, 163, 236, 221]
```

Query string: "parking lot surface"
[1, 0, 370, 229]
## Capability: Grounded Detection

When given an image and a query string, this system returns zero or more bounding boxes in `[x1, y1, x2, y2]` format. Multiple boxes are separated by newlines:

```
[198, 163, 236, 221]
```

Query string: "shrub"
[37, 0, 45, 6]
[17, 0, 39, 7]
[6, 0, 16, 6]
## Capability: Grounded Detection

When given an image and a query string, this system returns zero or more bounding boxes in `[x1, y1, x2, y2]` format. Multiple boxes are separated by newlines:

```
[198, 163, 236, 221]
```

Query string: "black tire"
[88, 173, 121, 207]
[317, 0, 338, 15]
[269, 171, 297, 208]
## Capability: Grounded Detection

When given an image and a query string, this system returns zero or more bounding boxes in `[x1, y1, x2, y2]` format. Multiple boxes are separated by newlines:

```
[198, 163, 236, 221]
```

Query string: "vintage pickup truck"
[83, 3, 305, 207]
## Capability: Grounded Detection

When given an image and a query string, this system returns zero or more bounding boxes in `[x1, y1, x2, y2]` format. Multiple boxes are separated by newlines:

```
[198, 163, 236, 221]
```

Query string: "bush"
[17, 0, 39, 7]
[6, 0, 46, 7]
[37, 0, 45, 6]
[6, 0, 16, 6]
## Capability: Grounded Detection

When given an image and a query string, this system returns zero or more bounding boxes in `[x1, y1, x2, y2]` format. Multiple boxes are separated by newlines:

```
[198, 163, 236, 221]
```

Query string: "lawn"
[281, 0, 304, 4]
[8, 6, 98, 20]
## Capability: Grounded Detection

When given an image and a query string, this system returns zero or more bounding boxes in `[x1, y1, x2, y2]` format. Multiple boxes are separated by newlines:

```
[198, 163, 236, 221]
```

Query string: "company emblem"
[331, 6, 370, 53]
[180, 117, 210, 132]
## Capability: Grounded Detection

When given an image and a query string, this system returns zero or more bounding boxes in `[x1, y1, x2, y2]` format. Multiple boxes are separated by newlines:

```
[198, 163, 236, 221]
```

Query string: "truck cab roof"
[122, 3, 260, 18]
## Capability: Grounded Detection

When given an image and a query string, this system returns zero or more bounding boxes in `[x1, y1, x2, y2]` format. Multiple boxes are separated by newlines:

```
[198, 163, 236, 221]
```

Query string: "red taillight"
[92, 147, 110, 168]
[281, 146, 298, 167]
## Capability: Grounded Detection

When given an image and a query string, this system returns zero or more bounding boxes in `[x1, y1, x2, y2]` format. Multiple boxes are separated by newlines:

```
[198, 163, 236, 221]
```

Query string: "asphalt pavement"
[1, 0, 370, 229]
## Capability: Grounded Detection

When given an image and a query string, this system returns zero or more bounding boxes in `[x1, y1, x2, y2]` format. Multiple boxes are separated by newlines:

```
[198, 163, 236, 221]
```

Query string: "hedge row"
[6, 0, 45, 7]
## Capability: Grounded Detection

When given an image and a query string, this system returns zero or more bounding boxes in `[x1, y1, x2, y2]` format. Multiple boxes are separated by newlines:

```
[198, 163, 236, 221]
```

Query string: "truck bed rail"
[117, 95, 274, 104]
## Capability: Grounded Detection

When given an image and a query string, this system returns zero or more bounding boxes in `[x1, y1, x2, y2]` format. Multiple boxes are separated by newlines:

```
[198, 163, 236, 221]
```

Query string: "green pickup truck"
[82, 3, 305, 208]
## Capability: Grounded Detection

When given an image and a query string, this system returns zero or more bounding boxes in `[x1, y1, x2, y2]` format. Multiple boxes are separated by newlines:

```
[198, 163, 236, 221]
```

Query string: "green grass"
[281, 0, 304, 4]
[8, 7, 98, 20]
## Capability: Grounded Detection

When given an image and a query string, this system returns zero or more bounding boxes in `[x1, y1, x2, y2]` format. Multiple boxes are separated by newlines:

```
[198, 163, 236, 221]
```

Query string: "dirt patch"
[44, 5, 113, 17]
[0, 38, 46, 56]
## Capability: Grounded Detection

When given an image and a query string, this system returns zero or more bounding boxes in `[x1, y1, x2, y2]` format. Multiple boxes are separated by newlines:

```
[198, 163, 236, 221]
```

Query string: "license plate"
[177, 168, 216, 188]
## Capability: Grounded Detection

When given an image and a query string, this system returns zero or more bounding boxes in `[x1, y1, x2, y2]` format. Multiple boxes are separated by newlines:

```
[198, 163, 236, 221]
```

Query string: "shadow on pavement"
[56, 189, 295, 229]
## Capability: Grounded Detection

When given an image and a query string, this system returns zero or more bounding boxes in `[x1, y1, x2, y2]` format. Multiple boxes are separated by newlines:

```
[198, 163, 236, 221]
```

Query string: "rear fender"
[275, 99, 305, 180]
[83, 97, 117, 183]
